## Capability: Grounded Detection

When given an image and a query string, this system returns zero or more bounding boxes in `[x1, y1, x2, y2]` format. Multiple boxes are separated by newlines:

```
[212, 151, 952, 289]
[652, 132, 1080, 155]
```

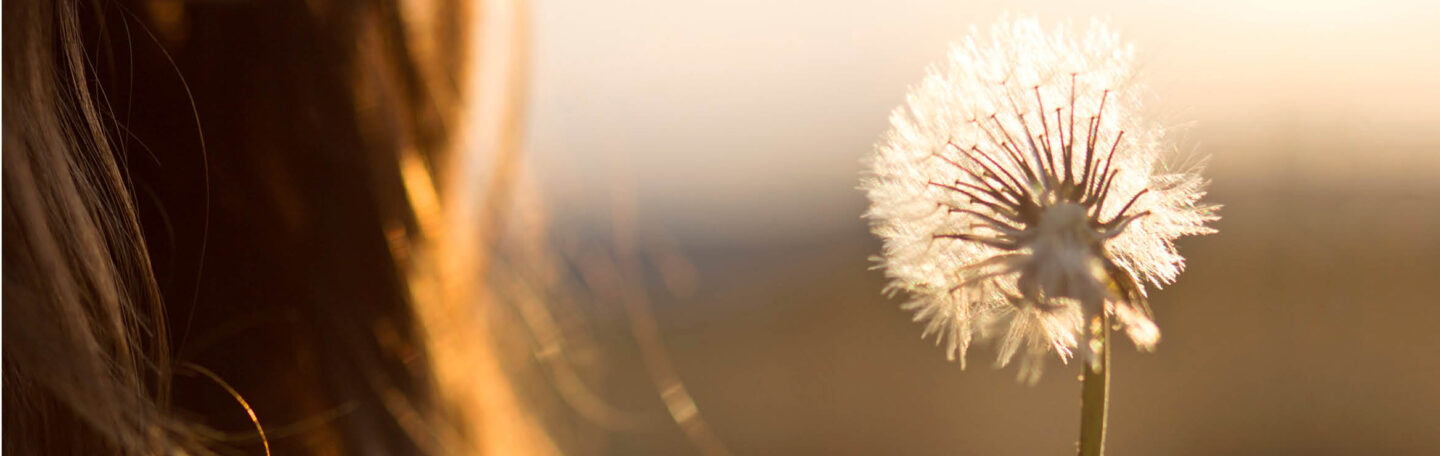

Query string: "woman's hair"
[3, 0, 179, 451]
[2, 0, 550, 453]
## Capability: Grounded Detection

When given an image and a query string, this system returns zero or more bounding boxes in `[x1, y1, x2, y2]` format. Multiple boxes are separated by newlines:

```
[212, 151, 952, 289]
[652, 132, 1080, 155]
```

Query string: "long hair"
[3, 0, 179, 452]
[2, 0, 549, 453]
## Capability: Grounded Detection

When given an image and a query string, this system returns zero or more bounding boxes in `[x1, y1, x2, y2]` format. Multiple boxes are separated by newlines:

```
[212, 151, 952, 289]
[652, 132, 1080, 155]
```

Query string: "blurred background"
[519, 0, 1440, 454]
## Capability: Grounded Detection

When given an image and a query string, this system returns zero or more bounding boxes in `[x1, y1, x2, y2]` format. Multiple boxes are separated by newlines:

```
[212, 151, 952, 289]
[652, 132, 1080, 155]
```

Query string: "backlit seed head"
[861, 17, 1218, 382]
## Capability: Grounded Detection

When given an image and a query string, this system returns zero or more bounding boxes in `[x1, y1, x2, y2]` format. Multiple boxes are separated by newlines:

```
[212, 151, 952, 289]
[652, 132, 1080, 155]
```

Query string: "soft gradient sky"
[524, 0, 1440, 242]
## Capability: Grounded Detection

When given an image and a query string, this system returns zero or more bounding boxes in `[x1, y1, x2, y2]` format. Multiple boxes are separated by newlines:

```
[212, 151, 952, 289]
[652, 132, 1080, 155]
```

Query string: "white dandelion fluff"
[862, 17, 1218, 381]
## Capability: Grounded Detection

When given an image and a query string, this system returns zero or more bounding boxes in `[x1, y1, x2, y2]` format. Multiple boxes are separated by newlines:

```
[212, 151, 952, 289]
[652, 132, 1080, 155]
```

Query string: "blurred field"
[581, 171, 1440, 455]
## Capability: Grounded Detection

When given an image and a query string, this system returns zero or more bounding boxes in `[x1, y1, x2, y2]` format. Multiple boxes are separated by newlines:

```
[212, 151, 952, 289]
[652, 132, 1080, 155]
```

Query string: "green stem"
[1078, 312, 1111, 456]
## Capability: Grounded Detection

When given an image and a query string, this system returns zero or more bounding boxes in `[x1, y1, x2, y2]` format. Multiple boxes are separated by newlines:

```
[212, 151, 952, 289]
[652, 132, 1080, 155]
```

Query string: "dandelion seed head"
[862, 17, 1218, 381]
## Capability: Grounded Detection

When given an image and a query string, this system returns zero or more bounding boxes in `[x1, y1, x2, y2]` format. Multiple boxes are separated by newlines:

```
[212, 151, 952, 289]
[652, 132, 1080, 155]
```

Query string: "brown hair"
[2, 0, 548, 453]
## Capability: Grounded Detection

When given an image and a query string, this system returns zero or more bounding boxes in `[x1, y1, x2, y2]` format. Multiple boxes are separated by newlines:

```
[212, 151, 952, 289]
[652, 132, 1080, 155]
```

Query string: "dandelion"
[862, 16, 1217, 455]
[865, 15, 1216, 377]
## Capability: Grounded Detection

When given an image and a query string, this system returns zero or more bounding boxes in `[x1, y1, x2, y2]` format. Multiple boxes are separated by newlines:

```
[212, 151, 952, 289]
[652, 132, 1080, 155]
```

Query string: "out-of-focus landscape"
[522, 1, 1440, 454]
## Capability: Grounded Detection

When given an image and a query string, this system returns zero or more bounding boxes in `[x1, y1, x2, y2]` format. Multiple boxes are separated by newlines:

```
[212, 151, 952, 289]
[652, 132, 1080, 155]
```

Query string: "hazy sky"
[523, 0, 1440, 241]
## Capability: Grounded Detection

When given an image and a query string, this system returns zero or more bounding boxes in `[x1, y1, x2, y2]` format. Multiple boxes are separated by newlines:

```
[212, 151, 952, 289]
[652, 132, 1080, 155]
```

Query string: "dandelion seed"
[862, 17, 1218, 381]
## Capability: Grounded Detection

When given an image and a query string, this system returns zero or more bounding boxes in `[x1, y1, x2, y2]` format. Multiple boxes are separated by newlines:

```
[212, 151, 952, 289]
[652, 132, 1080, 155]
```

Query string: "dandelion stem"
[1078, 311, 1111, 456]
